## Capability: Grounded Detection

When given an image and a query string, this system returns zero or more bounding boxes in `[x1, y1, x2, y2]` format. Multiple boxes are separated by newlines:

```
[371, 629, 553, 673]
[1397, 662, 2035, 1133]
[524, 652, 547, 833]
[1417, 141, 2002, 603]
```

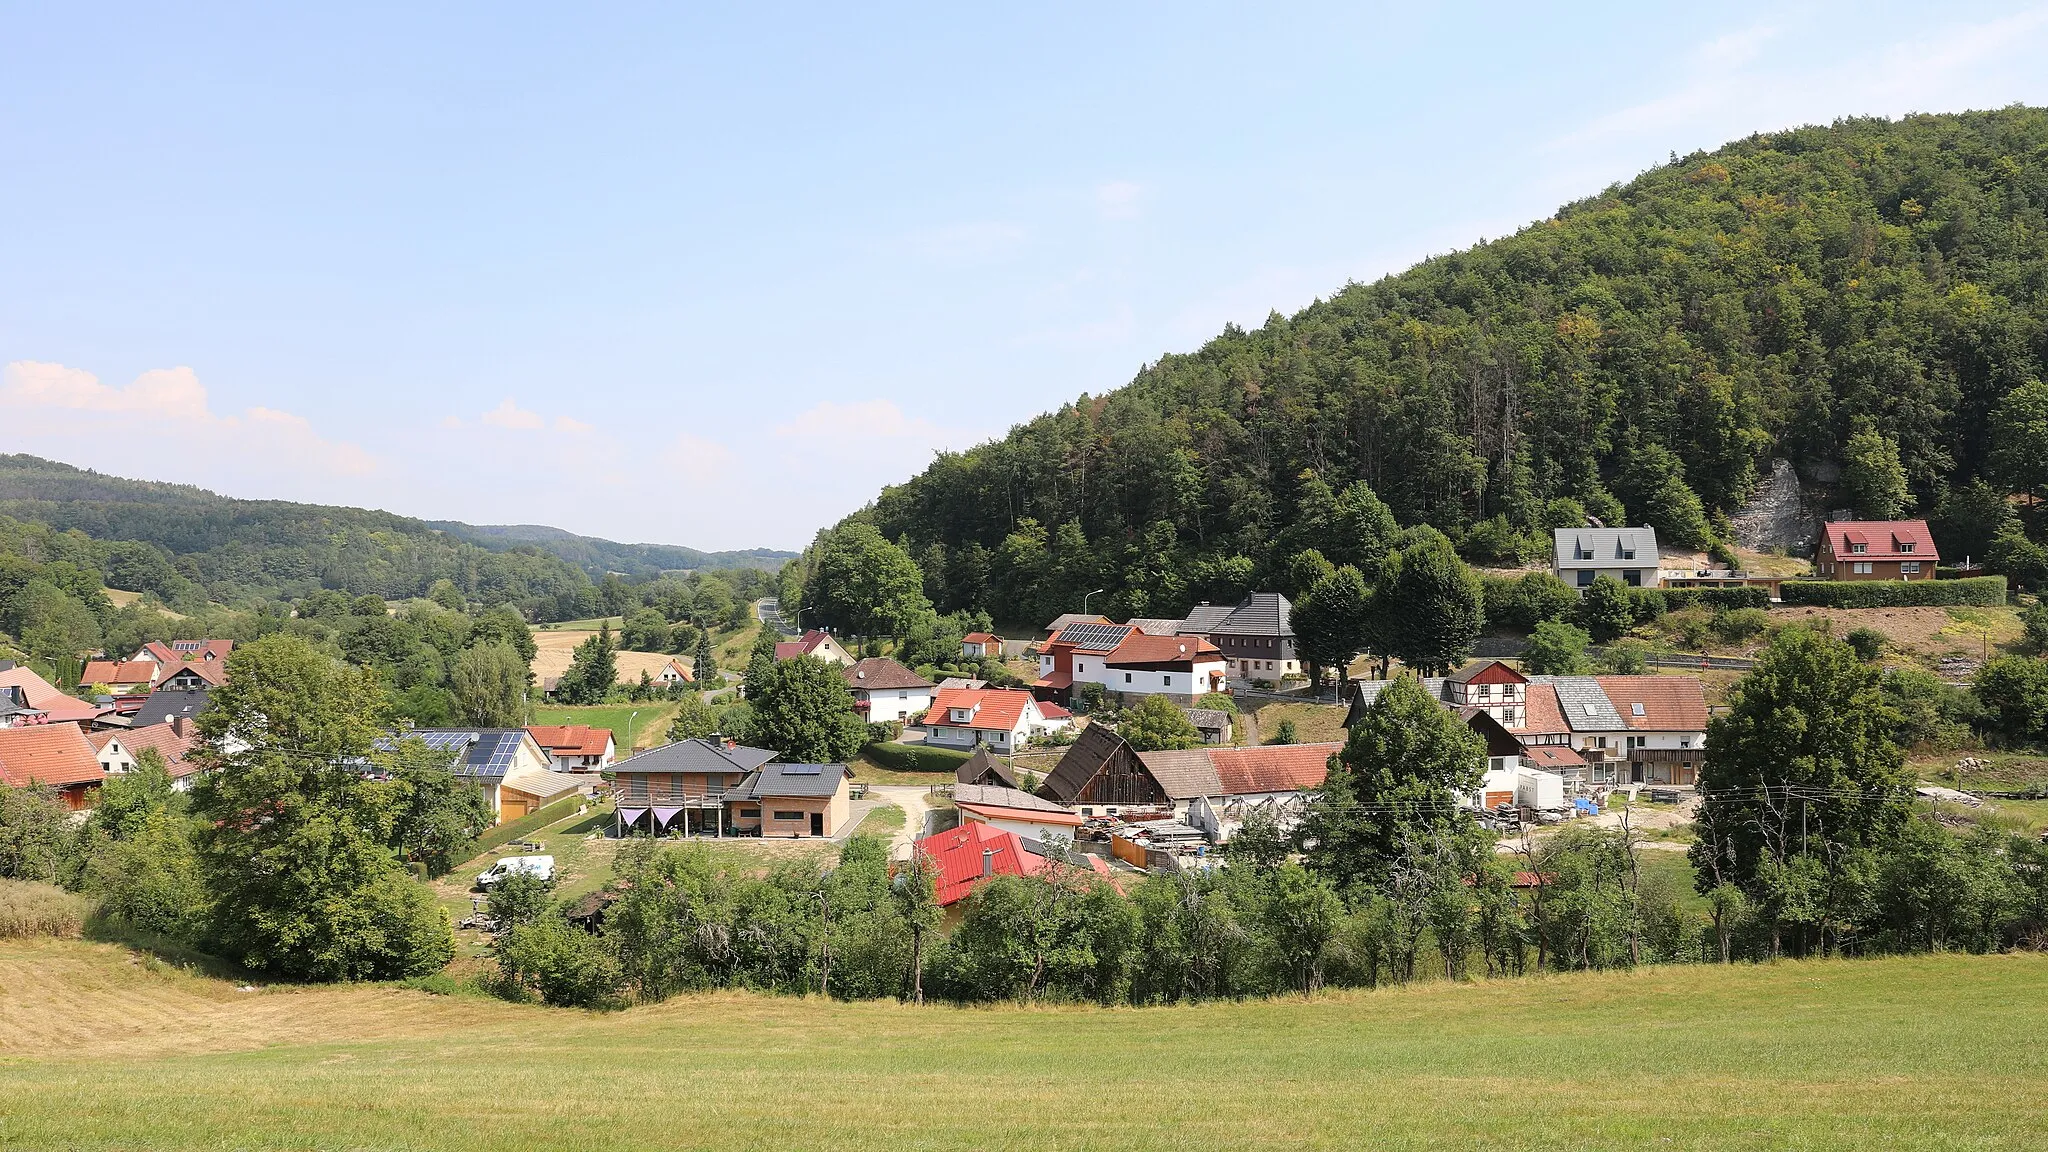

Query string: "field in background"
[3, 942, 2045, 1150]
[529, 704, 677, 754]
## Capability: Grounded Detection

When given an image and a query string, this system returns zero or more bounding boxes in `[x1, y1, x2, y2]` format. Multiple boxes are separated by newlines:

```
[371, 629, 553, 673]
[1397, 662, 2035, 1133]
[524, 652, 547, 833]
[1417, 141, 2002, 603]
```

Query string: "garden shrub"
[1779, 576, 2007, 608]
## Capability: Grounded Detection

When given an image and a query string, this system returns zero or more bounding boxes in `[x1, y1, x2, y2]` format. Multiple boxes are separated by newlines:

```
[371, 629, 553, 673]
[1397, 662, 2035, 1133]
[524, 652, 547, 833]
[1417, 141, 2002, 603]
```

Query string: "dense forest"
[852, 109, 2048, 627]
[0, 455, 781, 619]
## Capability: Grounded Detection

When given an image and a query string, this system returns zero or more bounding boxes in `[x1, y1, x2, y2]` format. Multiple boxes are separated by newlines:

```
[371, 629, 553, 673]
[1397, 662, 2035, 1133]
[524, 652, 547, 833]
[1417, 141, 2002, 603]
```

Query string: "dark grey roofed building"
[738, 761, 849, 799]
[1176, 603, 1235, 634]
[131, 688, 213, 730]
[1183, 592, 1298, 682]
[1183, 707, 1233, 744]
[612, 736, 779, 776]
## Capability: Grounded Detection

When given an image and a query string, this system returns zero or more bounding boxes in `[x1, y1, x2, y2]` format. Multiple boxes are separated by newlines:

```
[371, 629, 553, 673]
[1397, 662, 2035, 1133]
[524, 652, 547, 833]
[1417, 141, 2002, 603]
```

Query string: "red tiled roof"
[0, 723, 107, 790]
[914, 822, 1110, 907]
[1519, 684, 1571, 737]
[526, 725, 614, 757]
[1104, 633, 1222, 668]
[963, 632, 1001, 645]
[1031, 671, 1073, 690]
[159, 660, 229, 687]
[142, 639, 234, 663]
[924, 687, 1036, 733]
[91, 722, 204, 778]
[1519, 743, 1586, 771]
[1206, 743, 1342, 794]
[843, 658, 934, 692]
[80, 660, 160, 686]
[1595, 677, 1709, 732]
[957, 801, 1084, 828]
[1037, 701, 1072, 720]
[0, 668, 99, 724]
[1822, 520, 1939, 563]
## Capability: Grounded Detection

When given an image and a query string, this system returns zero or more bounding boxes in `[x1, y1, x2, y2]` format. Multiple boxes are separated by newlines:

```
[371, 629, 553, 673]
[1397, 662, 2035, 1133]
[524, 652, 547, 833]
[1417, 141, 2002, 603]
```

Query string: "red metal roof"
[1519, 743, 1586, 771]
[0, 723, 107, 789]
[1821, 519, 1939, 563]
[1103, 632, 1222, 668]
[1206, 743, 1342, 794]
[914, 822, 1109, 906]
[925, 686, 1036, 733]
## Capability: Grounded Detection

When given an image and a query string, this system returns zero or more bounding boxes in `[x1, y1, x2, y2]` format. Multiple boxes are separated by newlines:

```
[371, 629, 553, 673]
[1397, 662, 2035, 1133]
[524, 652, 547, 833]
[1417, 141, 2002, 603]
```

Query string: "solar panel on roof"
[782, 764, 822, 775]
[1059, 622, 1133, 650]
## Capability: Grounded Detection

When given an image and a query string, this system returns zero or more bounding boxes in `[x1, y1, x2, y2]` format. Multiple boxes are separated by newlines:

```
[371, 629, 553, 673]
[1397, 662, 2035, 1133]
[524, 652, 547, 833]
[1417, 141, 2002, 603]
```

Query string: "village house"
[1183, 708, 1233, 745]
[1162, 742, 1344, 841]
[960, 632, 1003, 659]
[1553, 526, 1661, 591]
[919, 685, 1066, 752]
[955, 745, 1018, 788]
[1815, 519, 1939, 581]
[89, 716, 204, 789]
[0, 723, 107, 809]
[86, 639, 234, 693]
[0, 685, 45, 728]
[1035, 622, 1227, 705]
[610, 737, 851, 838]
[1178, 592, 1300, 683]
[0, 665, 102, 726]
[654, 657, 695, 687]
[130, 688, 212, 731]
[842, 658, 935, 724]
[390, 728, 571, 822]
[774, 629, 856, 666]
[952, 782, 1085, 847]
[1039, 612, 1110, 642]
[526, 724, 616, 770]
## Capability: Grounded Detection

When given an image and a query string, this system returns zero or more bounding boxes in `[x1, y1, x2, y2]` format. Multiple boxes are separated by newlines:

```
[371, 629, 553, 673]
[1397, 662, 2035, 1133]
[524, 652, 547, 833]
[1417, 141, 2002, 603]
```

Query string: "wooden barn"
[1038, 723, 1168, 814]
[955, 745, 1018, 789]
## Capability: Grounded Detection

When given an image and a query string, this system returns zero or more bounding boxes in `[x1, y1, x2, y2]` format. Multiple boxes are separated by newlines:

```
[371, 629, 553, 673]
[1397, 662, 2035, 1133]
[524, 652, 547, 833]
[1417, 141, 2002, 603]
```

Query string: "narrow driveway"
[866, 784, 938, 859]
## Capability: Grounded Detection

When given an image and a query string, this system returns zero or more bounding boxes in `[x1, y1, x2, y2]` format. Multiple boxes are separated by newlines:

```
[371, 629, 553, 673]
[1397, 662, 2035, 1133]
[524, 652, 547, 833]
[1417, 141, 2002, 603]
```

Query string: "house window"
[1488, 757, 1506, 772]
[1850, 542, 1867, 554]
[1627, 736, 1645, 749]
[738, 808, 761, 819]
[706, 773, 725, 791]
[773, 810, 804, 822]
[1475, 684, 1492, 699]
[1898, 541, 1915, 553]
[1853, 562, 1873, 575]
[1679, 737, 1692, 748]
[1124, 673, 1133, 683]
[1576, 570, 1594, 587]
[1162, 675, 1171, 686]
[1901, 562, 1921, 574]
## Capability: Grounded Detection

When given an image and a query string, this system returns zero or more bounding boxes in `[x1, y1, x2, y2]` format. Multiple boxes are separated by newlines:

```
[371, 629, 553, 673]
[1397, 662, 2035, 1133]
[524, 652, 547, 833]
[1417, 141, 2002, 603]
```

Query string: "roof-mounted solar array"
[1058, 622, 1134, 651]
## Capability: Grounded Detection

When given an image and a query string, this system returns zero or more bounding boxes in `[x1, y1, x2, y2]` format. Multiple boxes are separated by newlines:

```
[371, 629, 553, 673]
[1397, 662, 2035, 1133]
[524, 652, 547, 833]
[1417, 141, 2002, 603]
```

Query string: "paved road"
[757, 597, 800, 637]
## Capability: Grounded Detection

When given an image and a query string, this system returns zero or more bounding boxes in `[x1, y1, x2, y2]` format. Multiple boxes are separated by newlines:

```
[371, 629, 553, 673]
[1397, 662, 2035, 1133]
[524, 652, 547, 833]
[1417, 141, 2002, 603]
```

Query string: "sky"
[6, 2, 2048, 552]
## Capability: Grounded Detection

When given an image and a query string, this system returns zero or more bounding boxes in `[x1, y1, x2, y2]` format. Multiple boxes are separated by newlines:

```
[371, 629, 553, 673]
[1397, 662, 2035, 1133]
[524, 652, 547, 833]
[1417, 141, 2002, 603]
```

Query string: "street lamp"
[1081, 588, 1107, 616]
[626, 709, 641, 754]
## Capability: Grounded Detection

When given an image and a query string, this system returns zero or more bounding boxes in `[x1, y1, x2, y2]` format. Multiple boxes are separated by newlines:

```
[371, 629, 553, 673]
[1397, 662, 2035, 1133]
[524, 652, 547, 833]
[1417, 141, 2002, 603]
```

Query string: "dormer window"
[1850, 542, 1866, 554]
[1896, 540, 1914, 553]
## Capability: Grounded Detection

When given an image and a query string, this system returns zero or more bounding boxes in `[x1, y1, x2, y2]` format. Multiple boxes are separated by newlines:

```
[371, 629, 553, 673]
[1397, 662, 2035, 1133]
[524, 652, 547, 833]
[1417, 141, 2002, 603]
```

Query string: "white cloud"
[1, 361, 377, 480]
[553, 414, 595, 434]
[479, 397, 546, 430]
[1096, 180, 1144, 221]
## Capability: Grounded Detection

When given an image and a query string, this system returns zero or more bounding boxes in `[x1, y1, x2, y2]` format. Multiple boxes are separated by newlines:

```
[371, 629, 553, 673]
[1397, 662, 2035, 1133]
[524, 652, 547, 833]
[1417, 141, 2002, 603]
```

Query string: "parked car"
[476, 855, 555, 889]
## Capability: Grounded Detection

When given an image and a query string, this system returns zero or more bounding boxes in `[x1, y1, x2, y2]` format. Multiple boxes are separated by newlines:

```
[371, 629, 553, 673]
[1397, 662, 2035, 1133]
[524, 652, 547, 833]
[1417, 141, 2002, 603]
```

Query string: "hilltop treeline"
[859, 109, 2048, 625]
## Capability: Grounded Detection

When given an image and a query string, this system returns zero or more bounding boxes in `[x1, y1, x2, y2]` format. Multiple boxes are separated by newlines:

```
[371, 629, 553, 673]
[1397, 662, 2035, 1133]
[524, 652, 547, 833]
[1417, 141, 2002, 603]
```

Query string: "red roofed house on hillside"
[960, 632, 1003, 660]
[0, 666, 100, 726]
[1815, 520, 1939, 581]
[77, 659, 160, 693]
[913, 820, 1112, 908]
[919, 686, 1066, 752]
[654, 658, 695, 687]
[0, 723, 108, 809]
[85, 640, 236, 693]
[90, 717, 204, 789]
[526, 724, 617, 770]
[842, 658, 935, 724]
[773, 630, 855, 666]
[1035, 623, 1227, 706]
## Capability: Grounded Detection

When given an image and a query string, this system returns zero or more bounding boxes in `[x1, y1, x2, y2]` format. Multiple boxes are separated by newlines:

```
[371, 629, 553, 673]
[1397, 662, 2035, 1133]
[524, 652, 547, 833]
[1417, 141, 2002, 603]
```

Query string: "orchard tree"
[1301, 674, 1485, 890]
[192, 634, 454, 980]
[450, 642, 528, 727]
[1119, 694, 1202, 752]
[748, 655, 867, 763]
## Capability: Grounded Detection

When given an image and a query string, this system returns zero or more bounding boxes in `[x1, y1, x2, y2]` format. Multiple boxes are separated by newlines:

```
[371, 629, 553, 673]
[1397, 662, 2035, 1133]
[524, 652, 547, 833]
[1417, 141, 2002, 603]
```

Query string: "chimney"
[982, 848, 995, 877]
[171, 715, 185, 738]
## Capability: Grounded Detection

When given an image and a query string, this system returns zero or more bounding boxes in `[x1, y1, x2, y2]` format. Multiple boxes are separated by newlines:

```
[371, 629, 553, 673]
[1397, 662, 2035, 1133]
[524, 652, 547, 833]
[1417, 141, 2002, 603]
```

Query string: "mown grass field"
[2, 942, 2045, 1150]
[529, 702, 678, 753]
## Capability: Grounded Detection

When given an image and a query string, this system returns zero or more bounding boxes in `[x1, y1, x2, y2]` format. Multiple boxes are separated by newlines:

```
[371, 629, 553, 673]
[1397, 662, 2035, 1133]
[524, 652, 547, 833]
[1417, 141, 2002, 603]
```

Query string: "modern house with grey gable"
[1552, 526, 1661, 592]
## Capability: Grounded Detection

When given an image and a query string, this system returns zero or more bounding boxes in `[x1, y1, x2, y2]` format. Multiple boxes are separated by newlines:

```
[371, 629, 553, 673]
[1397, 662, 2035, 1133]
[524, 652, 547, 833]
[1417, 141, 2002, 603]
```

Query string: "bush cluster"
[1780, 576, 2009, 608]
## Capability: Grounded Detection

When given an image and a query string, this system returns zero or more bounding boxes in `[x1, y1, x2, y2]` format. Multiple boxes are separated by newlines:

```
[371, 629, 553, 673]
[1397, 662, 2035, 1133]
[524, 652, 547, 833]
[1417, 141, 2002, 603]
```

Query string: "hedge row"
[1779, 575, 2008, 608]
[1657, 586, 1774, 611]
[864, 741, 972, 774]
[470, 792, 589, 860]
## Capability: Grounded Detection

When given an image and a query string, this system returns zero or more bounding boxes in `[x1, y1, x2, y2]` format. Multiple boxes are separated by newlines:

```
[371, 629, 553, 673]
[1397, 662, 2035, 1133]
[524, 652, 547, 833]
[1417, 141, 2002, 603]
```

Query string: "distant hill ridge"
[0, 455, 789, 616]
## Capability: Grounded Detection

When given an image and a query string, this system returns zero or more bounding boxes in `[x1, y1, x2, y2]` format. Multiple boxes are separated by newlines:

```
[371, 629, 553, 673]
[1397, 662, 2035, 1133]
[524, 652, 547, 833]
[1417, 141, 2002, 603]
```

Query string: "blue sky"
[6, 2, 2048, 551]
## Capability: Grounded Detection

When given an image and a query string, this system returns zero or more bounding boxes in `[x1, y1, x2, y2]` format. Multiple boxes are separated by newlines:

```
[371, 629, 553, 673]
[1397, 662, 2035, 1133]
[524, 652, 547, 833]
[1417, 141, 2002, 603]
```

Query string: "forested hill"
[0, 454, 784, 618]
[426, 521, 793, 579]
[857, 108, 2048, 626]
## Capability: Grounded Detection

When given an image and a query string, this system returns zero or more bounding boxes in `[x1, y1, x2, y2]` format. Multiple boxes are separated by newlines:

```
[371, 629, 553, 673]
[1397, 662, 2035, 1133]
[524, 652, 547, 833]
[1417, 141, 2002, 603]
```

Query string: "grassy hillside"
[865, 108, 2048, 624]
[2, 941, 2044, 1149]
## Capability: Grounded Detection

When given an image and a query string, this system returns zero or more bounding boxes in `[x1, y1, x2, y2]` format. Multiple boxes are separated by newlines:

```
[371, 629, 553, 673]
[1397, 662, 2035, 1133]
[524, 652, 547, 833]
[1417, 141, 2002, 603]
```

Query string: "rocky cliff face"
[1731, 459, 1816, 557]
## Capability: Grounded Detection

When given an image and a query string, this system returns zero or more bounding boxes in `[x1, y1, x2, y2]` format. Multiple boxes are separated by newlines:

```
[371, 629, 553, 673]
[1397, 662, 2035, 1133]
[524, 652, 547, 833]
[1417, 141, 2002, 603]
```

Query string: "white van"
[476, 855, 555, 888]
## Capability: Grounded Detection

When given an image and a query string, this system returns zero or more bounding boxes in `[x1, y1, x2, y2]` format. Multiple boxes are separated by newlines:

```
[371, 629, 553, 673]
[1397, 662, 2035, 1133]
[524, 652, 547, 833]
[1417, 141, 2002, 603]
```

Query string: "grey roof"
[1044, 612, 1111, 635]
[1554, 527, 1659, 569]
[956, 745, 1016, 787]
[1526, 676, 1628, 731]
[953, 782, 1071, 813]
[1134, 749, 1225, 800]
[384, 728, 533, 778]
[132, 688, 212, 730]
[1126, 618, 1186, 636]
[0, 685, 40, 720]
[1176, 603, 1236, 634]
[740, 762, 848, 799]
[613, 737, 778, 776]
[1349, 677, 1449, 709]
[1183, 708, 1233, 730]
[1214, 592, 1293, 637]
